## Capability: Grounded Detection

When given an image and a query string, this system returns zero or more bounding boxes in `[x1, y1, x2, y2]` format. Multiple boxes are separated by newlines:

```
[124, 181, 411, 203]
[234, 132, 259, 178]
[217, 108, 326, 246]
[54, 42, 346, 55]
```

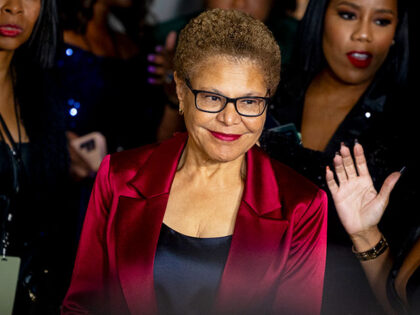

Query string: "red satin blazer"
[62, 133, 327, 315]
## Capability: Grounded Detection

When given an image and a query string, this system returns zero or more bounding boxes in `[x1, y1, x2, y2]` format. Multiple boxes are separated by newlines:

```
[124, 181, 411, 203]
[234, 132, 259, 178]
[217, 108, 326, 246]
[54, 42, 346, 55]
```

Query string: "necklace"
[0, 71, 22, 155]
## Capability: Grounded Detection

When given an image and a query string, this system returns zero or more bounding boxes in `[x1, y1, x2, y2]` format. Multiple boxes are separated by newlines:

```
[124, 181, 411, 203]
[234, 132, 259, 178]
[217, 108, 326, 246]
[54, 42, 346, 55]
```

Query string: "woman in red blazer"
[62, 9, 327, 315]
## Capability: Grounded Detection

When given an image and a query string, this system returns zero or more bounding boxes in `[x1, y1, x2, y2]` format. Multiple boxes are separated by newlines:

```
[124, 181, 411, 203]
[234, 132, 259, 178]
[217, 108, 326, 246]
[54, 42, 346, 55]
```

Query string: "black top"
[154, 223, 232, 315]
[0, 139, 64, 314]
[262, 78, 411, 246]
[0, 141, 39, 260]
[0, 86, 72, 314]
[261, 78, 416, 314]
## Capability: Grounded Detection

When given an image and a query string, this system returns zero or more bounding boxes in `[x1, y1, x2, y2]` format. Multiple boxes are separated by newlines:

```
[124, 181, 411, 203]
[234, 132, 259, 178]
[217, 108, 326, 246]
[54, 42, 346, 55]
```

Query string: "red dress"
[62, 133, 327, 315]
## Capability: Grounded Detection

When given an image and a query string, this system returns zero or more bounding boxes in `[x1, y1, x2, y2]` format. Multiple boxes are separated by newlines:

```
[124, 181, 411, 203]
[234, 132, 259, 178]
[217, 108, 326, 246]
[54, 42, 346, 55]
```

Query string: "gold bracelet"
[352, 234, 389, 261]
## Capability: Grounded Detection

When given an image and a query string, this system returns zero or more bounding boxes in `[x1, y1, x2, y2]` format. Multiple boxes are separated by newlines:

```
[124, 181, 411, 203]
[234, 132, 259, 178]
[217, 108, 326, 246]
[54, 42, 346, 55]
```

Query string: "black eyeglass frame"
[185, 79, 271, 117]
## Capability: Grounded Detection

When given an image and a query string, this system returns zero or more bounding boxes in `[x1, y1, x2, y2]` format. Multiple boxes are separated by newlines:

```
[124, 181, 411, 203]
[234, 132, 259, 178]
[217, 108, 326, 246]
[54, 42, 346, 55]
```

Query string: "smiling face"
[322, 0, 398, 85]
[0, 0, 41, 52]
[205, 0, 274, 21]
[176, 56, 268, 163]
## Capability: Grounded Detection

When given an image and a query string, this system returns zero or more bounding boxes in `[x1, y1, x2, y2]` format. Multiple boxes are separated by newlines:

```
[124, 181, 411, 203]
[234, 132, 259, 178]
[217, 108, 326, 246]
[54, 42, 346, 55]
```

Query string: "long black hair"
[291, 0, 409, 87]
[12, 0, 68, 189]
[14, 0, 60, 69]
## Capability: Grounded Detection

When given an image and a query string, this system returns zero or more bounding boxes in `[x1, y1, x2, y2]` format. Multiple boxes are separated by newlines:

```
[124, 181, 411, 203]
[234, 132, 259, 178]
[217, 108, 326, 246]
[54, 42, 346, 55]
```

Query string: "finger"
[340, 143, 357, 179]
[148, 54, 166, 66]
[165, 31, 177, 51]
[69, 146, 88, 166]
[333, 153, 348, 184]
[377, 171, 402, 207]
[147, 77, 164, 85]
[155, 45, 163, 53]
[326, 166, 339, 194]
[66, 130, 79, 141]
[353, 142, 370, 177]
[147, 65, 166, 76]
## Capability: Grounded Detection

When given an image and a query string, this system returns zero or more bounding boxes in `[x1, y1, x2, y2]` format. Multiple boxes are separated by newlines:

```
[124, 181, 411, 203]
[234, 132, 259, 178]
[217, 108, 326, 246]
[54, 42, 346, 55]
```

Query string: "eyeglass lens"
[196, 92, 266, 116]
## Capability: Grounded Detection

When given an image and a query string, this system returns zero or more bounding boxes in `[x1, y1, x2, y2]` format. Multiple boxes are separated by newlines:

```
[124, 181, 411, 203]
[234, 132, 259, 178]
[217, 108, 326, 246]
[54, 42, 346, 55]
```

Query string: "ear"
[174, 71, 185, 112]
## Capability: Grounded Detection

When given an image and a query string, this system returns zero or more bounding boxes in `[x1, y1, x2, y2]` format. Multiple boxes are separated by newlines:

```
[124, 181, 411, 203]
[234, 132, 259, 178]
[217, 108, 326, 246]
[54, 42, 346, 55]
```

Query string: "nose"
[216, 101, 242, 126]
[1, 0, 24, 15]
[351, 18, 373, 43]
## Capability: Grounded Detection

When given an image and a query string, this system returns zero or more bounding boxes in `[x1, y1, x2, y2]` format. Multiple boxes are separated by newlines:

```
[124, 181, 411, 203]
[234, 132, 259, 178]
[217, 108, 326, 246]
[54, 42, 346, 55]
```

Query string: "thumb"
[165, 31, 177, 51]
[66, 130, 79, 141]
[377, 171, 402, 204]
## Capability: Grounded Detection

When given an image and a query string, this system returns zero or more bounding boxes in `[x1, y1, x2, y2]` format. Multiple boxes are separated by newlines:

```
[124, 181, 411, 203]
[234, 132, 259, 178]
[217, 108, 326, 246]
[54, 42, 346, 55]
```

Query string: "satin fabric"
[154, 223, 232, 314]
[62, 132, 327, 315]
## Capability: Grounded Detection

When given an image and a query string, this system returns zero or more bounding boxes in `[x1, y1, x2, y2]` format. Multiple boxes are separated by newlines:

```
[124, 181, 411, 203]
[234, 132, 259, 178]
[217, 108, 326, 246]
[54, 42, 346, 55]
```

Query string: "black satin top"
[154, 223, 232, 315]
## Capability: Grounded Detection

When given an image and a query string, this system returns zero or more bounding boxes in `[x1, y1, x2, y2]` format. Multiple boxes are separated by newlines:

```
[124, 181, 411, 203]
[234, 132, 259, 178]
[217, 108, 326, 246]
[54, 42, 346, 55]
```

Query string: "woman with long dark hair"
[261, 0, 411, 313]
[0, 0, 70, 313]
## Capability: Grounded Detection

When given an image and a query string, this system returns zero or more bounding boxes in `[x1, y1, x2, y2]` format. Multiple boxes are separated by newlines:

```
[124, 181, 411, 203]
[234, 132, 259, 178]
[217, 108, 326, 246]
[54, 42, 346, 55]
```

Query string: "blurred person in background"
[57, 0, 164, 158]
[0, 0, 72, 313]
[55, 0, 172, 239]
[260, 0, 411, 313]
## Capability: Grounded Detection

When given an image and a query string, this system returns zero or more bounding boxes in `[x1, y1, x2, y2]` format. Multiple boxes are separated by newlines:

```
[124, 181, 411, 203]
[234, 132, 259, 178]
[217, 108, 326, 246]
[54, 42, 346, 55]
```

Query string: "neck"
[312, 67, 372, 103]
[179, 139, 245, 185]
[0, 51, 13, 82]
[0, 52, 14, 111]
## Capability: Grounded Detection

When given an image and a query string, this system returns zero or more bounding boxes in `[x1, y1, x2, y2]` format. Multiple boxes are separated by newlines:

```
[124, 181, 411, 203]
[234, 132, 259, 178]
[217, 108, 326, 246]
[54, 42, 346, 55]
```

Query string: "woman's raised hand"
[326, 142, 402, 243]
[147, 31, 178, 104]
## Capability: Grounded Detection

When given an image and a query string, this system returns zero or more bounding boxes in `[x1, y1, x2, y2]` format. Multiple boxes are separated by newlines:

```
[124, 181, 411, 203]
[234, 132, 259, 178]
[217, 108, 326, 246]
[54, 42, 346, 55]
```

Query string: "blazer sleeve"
[61, 155, 113, 315]
[273, 189, 328, 315]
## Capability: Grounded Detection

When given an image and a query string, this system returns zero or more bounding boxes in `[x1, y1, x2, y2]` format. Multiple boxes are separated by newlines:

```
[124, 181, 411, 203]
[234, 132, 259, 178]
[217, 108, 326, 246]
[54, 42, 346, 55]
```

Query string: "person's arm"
[326, 143, 402, 314]
[61, 155, 113, 314]
[273, 189, 328, 315]
[351, 227, 395, 314]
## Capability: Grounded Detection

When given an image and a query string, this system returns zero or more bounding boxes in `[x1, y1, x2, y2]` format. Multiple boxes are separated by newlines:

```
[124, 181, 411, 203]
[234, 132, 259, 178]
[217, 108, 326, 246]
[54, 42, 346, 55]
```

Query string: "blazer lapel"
[114, 133, 188, 314]
[215, 146, 290, 313]
[113, 135, 288, 314]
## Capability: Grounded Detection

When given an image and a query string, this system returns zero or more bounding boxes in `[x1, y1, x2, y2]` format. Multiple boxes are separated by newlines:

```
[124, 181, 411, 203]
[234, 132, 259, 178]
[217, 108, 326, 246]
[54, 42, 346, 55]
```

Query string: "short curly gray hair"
[174, 8, 281, 94]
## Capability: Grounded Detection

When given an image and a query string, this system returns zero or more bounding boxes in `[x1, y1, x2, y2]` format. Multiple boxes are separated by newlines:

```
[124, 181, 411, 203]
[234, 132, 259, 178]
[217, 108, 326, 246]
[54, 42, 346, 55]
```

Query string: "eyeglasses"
[185, 80, 270, 117]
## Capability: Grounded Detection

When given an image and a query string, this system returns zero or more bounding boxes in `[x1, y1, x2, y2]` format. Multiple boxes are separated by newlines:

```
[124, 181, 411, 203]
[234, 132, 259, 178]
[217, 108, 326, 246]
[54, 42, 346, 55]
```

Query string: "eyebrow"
[198, 88, 265, 97]
[336, 1, 396, 15]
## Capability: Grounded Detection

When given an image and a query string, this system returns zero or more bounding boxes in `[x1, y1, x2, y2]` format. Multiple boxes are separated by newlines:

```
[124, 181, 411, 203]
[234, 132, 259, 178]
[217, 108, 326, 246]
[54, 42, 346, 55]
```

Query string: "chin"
[208, 146, 248, 163]
[0, 41, 23, 51]
[200, 144, 240, 163]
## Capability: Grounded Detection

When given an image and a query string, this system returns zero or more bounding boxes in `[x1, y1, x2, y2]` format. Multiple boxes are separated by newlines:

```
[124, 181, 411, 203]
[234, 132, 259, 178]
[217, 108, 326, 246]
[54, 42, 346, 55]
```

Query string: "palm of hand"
[326, 143, 401, 237]
[332, 175, 383, 236]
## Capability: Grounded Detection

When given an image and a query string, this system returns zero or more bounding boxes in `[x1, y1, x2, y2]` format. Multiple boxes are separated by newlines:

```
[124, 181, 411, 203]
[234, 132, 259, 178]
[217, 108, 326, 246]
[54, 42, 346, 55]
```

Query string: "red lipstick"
[347, 51, 373, 68]
[210, 131, 242, 141]
[0, 25, 23, 37]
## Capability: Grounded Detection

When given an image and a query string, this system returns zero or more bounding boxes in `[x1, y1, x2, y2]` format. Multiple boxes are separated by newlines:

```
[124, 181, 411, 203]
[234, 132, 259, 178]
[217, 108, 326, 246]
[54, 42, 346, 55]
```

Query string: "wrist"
[350, 227, 382, 252]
